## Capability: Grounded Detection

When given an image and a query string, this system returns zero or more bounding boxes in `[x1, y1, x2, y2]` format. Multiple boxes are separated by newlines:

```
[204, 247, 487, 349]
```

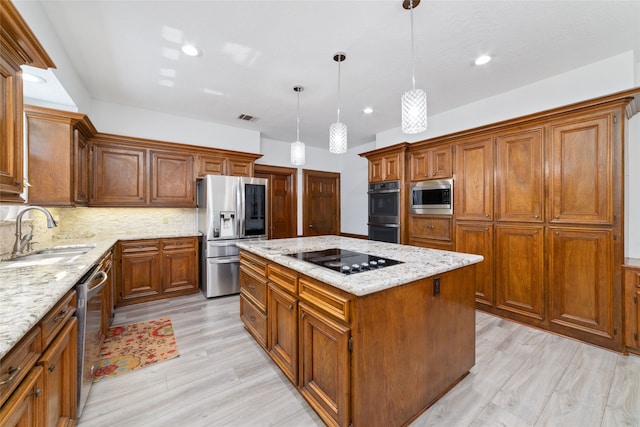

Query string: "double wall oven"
[367, 180, 400, 243]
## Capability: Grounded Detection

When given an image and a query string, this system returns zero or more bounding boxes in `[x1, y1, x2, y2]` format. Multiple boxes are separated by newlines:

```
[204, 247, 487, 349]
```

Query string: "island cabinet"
[24, 105, 97, 206]
[238, 249, 476, 427]
[623, 259, 640, 354]
[116, 237, 199, 306]
[0, 289, 77, 427]
[0, 0, 55, 203]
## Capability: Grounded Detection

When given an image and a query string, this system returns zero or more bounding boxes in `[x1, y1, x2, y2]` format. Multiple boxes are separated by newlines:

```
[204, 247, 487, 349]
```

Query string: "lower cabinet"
[455, 222, 494, 307]
[239, 250, 475, 427]
[409, 215, 454, 251]
[116, 237, 199, 306]
[623, 260, 640, 354]
[0, 289, 77, 427]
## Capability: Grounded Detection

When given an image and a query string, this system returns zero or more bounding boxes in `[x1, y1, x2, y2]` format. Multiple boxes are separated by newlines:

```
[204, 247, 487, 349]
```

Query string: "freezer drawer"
[203, 256, 240, 297]
[206, 240, 240, 257]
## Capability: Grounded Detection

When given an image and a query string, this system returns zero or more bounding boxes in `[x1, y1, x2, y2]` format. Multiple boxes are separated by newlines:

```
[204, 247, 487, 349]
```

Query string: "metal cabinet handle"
[249, 315, 256, 322]
[554, 216, 559, 219]
[30, 388, 42, 398]
[301, 313, 306, 319]
[48, 364, 56, 373]
[532, 215, 540, 219]
[427, 225, 435, 229]
[554, 231, 559, 236]
[309, 225, 314, 228]
[534, 230, 539, 235]
[288, 304, 293, 310]
[0, 366, 21, 385]
[54, 308, 69, 322]
[248, 284, 255, 290]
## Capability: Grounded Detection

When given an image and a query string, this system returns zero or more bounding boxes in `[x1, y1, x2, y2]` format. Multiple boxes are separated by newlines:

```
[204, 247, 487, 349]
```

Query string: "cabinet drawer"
[240, 251, 267, 277]
[410, 215, 452, 241]
[162, 237, 196, 251]
[41, 290, 76, 349]
[410, 238, 454, 251]
[267, 264, 298, 294]
[299, 276, 351, 324]
[240, 268, 267, 311]
[120, 240, 160, 253]
[240, 294, 268, 349]
[0, 327, 42, 407]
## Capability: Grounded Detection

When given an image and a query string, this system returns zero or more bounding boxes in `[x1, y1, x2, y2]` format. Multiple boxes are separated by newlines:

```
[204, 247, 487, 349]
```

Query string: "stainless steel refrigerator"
[197, 175, 268, 297]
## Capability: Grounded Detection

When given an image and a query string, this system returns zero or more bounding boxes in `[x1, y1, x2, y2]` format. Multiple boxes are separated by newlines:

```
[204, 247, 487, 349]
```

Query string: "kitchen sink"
[1, 244, 96, 268]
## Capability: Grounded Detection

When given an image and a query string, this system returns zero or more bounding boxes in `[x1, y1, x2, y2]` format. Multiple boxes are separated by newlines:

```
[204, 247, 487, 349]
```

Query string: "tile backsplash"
[0, 207, 197, 256]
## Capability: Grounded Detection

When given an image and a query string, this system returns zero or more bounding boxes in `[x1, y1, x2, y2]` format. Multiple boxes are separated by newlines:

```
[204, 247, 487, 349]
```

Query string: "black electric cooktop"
[287, 248, 403, 275]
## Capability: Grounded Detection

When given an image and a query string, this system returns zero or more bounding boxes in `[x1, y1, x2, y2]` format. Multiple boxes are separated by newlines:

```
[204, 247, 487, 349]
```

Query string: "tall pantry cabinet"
[454, 100, 629, 351]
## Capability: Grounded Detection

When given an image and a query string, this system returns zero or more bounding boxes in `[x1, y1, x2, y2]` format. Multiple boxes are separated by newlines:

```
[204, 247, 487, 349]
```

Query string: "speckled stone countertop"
[236, 236, 484, 297]
[0, 233, 200, 360]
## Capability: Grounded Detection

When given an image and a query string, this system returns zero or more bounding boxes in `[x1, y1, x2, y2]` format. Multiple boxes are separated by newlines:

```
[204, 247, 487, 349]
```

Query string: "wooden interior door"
[302, 170, 340, 236]
[254, 164, 297, 239]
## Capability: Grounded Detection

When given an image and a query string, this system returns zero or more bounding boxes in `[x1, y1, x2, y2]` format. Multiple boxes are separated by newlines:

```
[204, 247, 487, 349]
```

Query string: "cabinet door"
[197, 154, 226, 177]
[0, 366, 44, 427]
[73, 127, 90, 205]
[495, 225, 544, 321]
[227, 157, 254, 176]
[548, 227, 618, 348]
[368, 156, 384, 183]
[623, 266, 640, 350]
[161, 239, 198, 294]
[268, 284, 298, 385]
[455, 137, 494, 221]
[409, 215, 452, 242]
[150, 150, 195, 207]
[495, 128, 543, 222]
[38, 317, 77, 427]
[92, 143, 147, 205]
[548, 112, 614, 224]
[382, 152, 401, 181]
[118, 243, 161, 304]
[299, 302, 350, 427]
[0, 58, 25, 203]
[456, 222, 494, 307]
[430, 145, 452, 179]
[409, 149, 429, 181]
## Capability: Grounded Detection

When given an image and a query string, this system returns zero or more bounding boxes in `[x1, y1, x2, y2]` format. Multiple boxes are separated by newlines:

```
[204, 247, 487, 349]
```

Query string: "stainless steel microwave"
[410, 178, 453, 215]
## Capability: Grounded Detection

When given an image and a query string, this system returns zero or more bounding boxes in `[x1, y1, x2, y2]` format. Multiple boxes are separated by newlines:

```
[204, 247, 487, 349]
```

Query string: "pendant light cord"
[410, 0, 416, 91]
[337, 57, 341, 122]
[296, 90, 300, 142]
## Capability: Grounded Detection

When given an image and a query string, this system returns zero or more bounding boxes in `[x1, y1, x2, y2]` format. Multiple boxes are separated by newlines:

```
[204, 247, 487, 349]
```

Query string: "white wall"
[89, 100, 261, 153]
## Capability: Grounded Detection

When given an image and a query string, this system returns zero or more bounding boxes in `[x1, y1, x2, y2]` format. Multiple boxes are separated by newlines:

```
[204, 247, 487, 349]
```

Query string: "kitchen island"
[236, 236, 483, 427]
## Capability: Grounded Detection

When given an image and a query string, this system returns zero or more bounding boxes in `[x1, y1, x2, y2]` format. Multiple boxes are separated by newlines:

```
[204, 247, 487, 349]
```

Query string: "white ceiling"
[22, 0, 640, 149]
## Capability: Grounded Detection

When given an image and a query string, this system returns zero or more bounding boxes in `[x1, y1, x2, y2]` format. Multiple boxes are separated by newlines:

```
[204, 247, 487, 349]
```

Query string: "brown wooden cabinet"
[408, 214, 453, 250]
[367, 151, 402, 183]
[409, 143, 452, 181]
[623, 260, 640, 354]
[38, 317, 77, 427]
[0, 1, 55, 203]
[196, 151, 261, 178]
[161, 238, 198, 294]
[0, 289, 77, 427]
[25, 105, 97, 206]
[91, 141, 147, 206]
[150, 150, 194, 206]
[495, 127, 544, 222]
[240, 251, 269, 349]
[116, 237, 199, 306]
[455, 222, 494, 307]
[268, 282, 298, 384]
[455, 136, 494, 221]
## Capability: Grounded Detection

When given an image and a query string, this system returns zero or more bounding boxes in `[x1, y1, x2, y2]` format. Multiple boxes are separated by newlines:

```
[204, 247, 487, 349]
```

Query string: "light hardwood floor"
[77, 293, 640, 427]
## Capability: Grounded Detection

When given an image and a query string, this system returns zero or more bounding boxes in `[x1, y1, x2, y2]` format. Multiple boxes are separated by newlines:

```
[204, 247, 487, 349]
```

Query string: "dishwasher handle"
[86, 271, 107, 298]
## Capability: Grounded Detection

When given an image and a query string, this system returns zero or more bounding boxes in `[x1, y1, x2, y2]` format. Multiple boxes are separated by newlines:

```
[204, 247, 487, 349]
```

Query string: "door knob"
[309, 225, 314, 228]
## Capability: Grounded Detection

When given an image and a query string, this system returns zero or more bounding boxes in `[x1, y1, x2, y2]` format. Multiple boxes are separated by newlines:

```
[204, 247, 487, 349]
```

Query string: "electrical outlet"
[433, 277, 440, 296]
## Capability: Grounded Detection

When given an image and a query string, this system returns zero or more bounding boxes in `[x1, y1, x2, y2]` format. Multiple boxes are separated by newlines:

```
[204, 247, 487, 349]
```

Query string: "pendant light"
[290, 85, 305, 166]
[329, 52, 347, 154]
[401, 0, 427, 134]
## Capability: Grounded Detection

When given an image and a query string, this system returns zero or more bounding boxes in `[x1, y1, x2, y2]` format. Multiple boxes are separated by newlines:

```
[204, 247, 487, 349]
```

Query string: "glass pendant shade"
[401, 88, 427, 134]
[329, 121, 347, 154]
[290, 140, 305, 165]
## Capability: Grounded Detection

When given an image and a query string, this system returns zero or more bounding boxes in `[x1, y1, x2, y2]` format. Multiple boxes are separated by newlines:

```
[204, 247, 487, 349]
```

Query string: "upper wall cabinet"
[25, 105, 97, 206]
[0, 1, 55, 203]
[196, 151, 261, 178]
[409, 143, 452, 181]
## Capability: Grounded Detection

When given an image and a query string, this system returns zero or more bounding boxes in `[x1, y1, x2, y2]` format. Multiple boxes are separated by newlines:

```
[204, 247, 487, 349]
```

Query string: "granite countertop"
[236, 236, 484, 297]
[0, 232, 200, 360]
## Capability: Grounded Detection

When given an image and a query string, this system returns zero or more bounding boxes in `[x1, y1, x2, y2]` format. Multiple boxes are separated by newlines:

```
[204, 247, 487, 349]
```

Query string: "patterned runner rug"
[93, 317, 179, 382]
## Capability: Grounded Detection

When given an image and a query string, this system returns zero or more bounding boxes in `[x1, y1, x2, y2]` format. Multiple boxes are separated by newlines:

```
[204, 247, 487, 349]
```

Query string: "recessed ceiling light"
[181, 44, 201, 57]
[22, 72, 46, 84]
[475, 55, 492, 66]
[363, 107, 373, 114]
[158, 79, 174, 87]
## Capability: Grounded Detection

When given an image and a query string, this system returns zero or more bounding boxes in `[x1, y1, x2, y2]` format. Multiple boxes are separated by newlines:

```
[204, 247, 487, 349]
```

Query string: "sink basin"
[1, 244, 95, 268]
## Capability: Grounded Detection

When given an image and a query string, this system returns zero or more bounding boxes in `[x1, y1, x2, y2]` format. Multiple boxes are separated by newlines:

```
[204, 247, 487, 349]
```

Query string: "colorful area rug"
[93, 317, 179, 382]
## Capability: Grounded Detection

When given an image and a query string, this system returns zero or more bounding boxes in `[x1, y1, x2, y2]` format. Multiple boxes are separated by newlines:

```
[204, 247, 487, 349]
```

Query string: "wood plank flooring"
[77, 293, 640, 427]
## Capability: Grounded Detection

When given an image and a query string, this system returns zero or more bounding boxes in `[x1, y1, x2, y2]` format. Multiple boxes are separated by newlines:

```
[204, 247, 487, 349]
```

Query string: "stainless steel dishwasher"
[75, 251, 110, 417]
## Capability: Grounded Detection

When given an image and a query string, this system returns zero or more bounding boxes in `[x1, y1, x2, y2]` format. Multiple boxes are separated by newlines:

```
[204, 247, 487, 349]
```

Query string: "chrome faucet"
[13, 206, 57, 256]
